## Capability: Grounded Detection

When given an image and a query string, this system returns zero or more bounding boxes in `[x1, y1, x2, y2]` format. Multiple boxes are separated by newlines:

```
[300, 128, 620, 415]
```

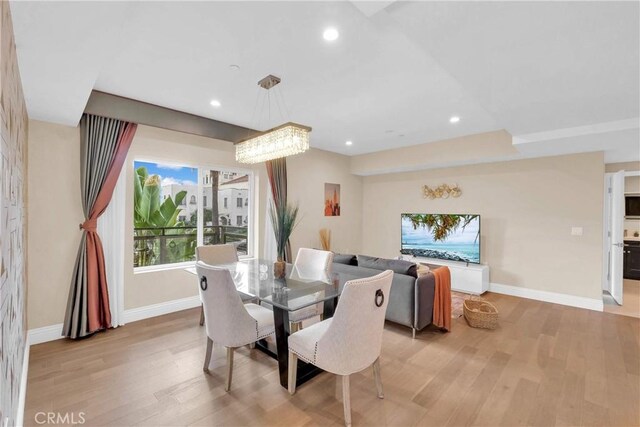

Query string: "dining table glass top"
[186, 258, 361, 312]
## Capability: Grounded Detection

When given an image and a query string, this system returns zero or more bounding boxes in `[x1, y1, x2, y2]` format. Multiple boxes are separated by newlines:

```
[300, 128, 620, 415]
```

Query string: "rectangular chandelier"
[235, 122, 311, 164]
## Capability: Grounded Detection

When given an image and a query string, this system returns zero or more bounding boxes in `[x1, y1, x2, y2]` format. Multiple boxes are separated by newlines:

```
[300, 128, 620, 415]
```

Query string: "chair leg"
[412, 327, 416, 339]
[203, 337, 213, 373]
[290, 322, 300, 334]
[225, 347, 235, 392]
[342, 375, 352, 427]
[372, 358, 384, 399]
[199, 304, 205, 326]
[288, 351, 298, 395]
[249, 342, 255, 349]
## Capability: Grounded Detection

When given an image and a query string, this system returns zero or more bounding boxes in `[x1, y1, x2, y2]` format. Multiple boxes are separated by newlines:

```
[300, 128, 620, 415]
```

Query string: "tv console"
[407, 256, 489, 295]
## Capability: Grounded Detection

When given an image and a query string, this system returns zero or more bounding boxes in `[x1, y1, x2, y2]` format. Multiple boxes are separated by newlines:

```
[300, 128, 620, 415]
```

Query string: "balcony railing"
[133, 225, 248, 267]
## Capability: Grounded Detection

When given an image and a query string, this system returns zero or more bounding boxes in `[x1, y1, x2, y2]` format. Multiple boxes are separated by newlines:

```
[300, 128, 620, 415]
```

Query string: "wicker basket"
[463, 299, 499, 329]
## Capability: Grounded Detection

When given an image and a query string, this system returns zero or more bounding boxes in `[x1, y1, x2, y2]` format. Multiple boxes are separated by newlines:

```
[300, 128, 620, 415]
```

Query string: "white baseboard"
[28, 324, 63, 346]
[489, 282, 604, 312]
[27, 296, 202, 346]
[122, 295, 201, 324]
[16, 335, 30, 427]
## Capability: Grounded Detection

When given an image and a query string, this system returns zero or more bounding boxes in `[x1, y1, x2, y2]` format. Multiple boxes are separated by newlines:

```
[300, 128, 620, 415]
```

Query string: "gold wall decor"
[422, 184, 462, 199]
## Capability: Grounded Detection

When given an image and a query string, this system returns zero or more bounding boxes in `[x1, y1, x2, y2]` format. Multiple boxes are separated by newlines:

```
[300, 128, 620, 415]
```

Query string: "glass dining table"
[185, 258, 360, 389]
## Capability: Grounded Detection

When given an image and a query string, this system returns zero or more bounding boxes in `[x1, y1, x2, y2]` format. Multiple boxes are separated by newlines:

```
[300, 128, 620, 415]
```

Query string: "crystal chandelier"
[236, 122, 311, 164]
[235, 75, 311, 164]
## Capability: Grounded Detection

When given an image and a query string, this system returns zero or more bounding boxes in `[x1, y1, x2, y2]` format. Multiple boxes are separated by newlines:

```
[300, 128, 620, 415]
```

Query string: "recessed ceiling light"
[210, 99, 221, 107]
[345, 140, 353, 146]
[449, 116, 460, 123]
[229, 64, 240, 71]
[323, 27, 339, 41]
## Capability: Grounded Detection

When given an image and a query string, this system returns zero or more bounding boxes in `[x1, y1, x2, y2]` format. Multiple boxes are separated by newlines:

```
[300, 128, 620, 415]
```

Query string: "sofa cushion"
[331, 262, 383, 281]
[331, 261, 430, 329]
[332, 253, 358, 266]
[357, 255, 418, 278]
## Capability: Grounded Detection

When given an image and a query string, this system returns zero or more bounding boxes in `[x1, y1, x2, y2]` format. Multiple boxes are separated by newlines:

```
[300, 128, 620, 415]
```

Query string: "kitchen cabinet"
[623, 240, 640, 280]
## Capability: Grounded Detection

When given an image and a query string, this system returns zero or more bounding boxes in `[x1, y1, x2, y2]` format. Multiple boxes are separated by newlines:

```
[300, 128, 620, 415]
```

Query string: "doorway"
[602, 170, 640, 318]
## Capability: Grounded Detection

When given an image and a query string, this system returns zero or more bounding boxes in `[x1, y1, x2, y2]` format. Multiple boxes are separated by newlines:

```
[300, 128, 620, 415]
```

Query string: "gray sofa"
[332, 254, 436, 338]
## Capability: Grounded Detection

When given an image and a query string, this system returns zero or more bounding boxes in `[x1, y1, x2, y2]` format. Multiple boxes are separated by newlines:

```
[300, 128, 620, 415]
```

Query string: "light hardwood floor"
[25, 293, 640, 427]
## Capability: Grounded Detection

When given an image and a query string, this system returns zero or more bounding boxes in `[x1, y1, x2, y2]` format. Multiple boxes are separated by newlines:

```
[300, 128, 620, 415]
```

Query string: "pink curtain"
[64, 115, 137, 338]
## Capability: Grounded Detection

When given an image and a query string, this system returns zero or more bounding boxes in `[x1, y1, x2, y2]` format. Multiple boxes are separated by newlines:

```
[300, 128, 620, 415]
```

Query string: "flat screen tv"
[401, 213, 481, 264]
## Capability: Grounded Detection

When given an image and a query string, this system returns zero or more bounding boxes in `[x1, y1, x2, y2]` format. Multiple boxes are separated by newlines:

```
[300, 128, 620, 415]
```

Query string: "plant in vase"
[269, 201, 300, 278]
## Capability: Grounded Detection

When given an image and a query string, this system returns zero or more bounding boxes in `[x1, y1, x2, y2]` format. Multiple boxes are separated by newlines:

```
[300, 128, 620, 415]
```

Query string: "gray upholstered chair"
[287, 269, 393, 427]
[195, 244, 238, 326]
[196, 261, 275, 391]
[289, 248, 334, 332]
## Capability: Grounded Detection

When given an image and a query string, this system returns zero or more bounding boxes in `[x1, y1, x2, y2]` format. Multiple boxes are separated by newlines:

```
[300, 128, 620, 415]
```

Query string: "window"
[133, 161, 252, 268]
[203, 169, 250, 256]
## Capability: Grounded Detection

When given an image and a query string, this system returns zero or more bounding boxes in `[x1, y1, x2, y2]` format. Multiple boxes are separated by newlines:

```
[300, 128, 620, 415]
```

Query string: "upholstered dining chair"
[195, 244, 238, 326]
[196, 261, 275, 391]
[289, 248, 334, 332]
[287, 269, 393, 427]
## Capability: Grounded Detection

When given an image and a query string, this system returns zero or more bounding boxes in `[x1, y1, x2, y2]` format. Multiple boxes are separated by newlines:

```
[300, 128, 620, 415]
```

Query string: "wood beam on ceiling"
[83, 91, 257, 143]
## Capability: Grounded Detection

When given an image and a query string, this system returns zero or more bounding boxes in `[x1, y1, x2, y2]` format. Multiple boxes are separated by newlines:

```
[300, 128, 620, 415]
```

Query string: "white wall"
[361, 152, 605, 301]
[287, 148, 363, 255]
[27, 121, 81, 329]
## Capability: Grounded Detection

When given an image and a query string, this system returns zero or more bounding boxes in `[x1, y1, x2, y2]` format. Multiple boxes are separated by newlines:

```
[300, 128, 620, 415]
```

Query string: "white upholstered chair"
[196, 244, 239, 326]
[196, 261, 275, 391]
[287, 270, 393, 427]
[196, 244, 238, 265]
[289, 248, 334, 332]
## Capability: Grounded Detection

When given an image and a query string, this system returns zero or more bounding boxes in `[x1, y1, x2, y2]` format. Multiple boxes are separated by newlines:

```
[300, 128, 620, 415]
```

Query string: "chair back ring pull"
[200, 276, 208, 291]
[375, 289, 384, 307]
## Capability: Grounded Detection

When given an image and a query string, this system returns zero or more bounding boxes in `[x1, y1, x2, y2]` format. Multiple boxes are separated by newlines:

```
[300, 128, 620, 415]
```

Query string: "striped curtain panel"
[265, 158, 292, 262]
[63, 114, 137, 339]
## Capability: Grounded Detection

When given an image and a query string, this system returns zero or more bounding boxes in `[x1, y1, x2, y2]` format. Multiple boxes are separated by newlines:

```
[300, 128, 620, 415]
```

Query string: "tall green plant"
[134, 166, 187, 230]
[269, 201, 300, 261]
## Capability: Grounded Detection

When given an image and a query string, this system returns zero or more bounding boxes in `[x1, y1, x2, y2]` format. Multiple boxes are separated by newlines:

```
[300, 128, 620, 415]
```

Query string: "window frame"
[133, 158, 255, 272]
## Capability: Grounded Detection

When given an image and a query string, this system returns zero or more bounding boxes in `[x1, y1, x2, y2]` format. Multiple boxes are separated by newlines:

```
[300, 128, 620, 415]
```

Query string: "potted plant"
[270, 201, 300, 278]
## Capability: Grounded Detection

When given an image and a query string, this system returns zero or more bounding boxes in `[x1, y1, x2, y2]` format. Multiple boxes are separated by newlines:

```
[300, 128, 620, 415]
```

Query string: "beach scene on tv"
[401, 214, 480, 263]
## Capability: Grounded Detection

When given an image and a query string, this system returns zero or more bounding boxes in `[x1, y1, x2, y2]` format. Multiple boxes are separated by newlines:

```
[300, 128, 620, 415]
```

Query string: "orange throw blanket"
[432, 266, 452, 331]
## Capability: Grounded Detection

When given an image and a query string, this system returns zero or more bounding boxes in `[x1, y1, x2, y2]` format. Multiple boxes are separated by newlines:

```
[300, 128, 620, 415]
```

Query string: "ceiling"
[10, 1, 640, 162]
